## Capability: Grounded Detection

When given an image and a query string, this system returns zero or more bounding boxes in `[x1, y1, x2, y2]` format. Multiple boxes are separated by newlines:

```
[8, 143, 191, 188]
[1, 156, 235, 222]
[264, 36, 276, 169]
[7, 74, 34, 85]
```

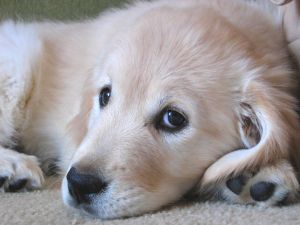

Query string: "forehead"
[106, 15, 197, 84]
[103, 6, 250, 104]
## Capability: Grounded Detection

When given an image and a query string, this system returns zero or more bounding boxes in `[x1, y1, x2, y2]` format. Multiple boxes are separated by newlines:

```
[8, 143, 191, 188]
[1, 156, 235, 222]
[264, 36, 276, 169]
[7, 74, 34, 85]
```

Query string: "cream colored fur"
[0, 0, 299, 219]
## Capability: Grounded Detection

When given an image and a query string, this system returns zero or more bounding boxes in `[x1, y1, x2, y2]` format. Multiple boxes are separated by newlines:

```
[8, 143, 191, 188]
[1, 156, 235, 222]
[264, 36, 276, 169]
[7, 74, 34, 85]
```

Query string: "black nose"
[67, 167, 107, 204]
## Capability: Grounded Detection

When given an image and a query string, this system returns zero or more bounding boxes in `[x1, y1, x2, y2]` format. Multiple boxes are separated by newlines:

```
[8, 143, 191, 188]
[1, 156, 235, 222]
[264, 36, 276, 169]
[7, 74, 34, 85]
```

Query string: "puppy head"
[62, 5, 299, 219]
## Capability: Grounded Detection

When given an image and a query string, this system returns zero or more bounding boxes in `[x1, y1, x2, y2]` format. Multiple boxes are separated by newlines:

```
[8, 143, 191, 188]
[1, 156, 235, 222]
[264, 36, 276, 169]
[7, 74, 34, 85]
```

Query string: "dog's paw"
[219, 161, 299, 206]
[0, 149, 44, 192]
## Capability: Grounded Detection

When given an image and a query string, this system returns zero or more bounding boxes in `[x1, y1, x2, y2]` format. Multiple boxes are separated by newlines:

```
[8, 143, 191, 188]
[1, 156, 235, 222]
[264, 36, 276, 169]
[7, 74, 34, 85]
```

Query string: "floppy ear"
[201, 79, 300, 186]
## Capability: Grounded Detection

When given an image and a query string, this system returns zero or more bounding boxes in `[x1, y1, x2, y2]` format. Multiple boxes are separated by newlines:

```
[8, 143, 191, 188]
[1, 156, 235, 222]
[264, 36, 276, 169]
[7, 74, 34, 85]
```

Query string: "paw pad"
[8, 179, 28, 192]
[226, 175, 247, 195]
[219, 162, 299, 205]
[0, 177, 29, 192]
[0, 177, 7, 187]
[250, 182, 275, 202]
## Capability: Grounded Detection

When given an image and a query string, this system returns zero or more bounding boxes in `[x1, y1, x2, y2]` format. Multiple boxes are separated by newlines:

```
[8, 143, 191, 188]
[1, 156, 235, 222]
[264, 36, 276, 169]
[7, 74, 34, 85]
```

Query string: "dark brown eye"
[99, 87, 111, 108]
[156, 108, 188, 132]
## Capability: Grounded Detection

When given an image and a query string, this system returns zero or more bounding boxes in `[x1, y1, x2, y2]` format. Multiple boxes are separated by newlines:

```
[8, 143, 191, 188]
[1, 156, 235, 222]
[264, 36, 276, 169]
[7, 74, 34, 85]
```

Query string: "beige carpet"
[1, 188, 300, 225]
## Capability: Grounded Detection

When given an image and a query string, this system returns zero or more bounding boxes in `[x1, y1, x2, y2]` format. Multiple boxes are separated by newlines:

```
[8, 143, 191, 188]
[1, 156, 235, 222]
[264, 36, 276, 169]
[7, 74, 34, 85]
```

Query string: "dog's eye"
[99, 86, 111, 108]
[156, 108, 188, 132]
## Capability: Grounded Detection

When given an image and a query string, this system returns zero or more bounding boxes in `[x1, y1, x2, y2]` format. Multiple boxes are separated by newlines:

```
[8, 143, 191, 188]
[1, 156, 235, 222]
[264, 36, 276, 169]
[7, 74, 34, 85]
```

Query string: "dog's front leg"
[0, 21, 45, 192]
[0, 146, 44, 192]
[199, 160, 299, 206]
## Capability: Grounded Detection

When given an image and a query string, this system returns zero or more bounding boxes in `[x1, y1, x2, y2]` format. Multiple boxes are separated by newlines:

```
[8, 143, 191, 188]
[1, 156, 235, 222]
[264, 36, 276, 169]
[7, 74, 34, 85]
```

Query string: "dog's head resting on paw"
[61, 3, 299, 219]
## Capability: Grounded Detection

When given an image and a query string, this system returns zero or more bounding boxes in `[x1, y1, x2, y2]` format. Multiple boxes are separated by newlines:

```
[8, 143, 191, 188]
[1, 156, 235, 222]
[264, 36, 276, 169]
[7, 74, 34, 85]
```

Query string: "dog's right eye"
[155, 107, 188, 133]
[99, 86, 111, 108]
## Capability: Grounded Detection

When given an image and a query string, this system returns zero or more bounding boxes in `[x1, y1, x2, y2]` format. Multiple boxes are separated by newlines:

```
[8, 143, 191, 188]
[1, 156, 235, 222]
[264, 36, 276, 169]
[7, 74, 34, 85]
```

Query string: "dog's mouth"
[70, 197, 99, 217]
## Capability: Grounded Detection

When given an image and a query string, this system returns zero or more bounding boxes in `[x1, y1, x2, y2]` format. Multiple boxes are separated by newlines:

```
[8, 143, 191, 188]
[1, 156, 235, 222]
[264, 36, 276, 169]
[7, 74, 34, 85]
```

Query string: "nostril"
[66, 167, 107, 204]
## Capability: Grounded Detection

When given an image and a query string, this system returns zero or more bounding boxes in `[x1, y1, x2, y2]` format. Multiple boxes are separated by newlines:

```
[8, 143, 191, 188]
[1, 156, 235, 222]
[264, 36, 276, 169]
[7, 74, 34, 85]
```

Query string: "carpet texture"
[1, 188, 300, 225]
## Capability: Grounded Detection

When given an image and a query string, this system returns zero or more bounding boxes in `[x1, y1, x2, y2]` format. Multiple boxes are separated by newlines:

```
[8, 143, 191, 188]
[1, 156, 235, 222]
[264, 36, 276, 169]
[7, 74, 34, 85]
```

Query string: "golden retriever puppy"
[0, 0, 299, 219]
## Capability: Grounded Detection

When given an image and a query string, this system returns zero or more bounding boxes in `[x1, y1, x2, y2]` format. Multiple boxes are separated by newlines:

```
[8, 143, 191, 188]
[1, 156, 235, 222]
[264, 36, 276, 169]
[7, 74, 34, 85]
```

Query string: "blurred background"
[0, 0, 125, 21]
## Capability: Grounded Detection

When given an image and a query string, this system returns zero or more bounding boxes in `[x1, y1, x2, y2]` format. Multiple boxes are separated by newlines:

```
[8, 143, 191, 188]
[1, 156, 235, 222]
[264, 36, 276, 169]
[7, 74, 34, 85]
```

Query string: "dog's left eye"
[99, 86, 111, 108]
[156, 108, 188, 132]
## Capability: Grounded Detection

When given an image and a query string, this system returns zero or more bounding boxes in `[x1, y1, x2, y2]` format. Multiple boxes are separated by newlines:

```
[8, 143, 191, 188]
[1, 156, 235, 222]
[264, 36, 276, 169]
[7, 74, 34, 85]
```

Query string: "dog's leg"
[0, 21, 44, 192]
[0, 147, 44, 192]
[200, 160, 299, 206]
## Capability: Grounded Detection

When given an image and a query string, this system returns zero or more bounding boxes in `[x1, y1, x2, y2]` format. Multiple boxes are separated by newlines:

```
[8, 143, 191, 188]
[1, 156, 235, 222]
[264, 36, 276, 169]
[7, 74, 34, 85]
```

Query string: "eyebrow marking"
[145, 95, 173, 126]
